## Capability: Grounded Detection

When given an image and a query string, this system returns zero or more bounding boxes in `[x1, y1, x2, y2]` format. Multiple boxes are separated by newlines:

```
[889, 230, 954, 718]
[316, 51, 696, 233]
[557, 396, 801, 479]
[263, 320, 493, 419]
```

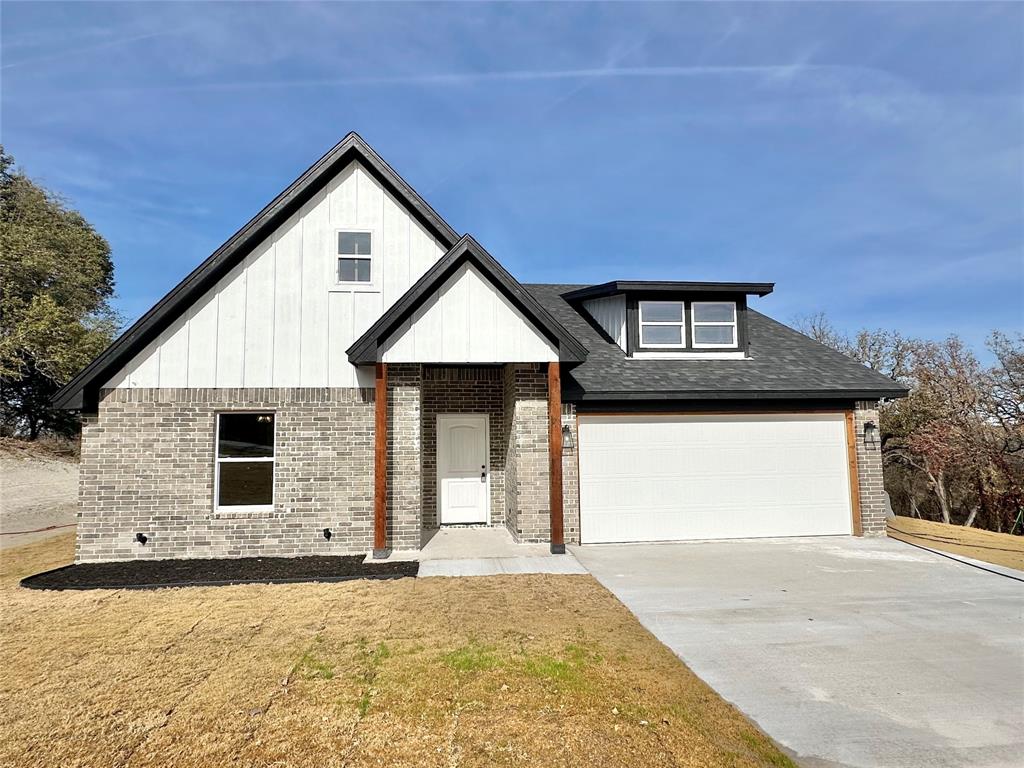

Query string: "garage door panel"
[578, 413, 852, 543]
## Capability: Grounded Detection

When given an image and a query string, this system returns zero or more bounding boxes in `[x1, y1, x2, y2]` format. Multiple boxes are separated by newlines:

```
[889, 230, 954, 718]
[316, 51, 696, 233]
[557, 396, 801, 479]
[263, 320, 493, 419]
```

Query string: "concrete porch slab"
[364, 526, 586, 576]
[418, 555, 587, 578]
[419, 526, 552, 560]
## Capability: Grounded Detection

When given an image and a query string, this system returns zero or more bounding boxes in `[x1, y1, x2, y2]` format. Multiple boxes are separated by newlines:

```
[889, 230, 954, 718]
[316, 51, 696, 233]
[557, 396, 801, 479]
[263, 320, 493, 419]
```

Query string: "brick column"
[560, 404, 580, 545]
[854, 400, 887, 535]
[387, 364, 422, 550]
[502, 364, 550, 543]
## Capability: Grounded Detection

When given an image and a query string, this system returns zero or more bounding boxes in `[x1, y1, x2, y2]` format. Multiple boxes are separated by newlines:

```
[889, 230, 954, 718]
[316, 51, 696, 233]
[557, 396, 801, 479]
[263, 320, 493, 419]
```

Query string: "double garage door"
[578, 413, 854, 544]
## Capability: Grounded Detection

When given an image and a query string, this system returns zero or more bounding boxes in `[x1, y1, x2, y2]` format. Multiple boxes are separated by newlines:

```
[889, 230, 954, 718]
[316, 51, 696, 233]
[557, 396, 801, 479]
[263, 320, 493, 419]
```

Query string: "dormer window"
[337, 230, 373, 284]
[691, 302, 737, 348]
[639, 301, 686, 348]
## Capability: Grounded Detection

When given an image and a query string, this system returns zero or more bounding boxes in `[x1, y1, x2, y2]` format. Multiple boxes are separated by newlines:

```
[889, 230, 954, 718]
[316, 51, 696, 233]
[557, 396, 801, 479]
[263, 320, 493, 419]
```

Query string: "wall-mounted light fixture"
[561, 424, 575, 451]
[863, 421, 879, 450]
[322, 528, 332, 541]
[135, 532, 148, 545]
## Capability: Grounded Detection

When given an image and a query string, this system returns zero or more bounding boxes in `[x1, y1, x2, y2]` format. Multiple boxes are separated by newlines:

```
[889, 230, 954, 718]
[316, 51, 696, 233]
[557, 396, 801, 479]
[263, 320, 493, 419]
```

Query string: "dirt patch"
[0, 534, 795, 768]
[0, 442, 78, 549]
[23, 553, 419, 589]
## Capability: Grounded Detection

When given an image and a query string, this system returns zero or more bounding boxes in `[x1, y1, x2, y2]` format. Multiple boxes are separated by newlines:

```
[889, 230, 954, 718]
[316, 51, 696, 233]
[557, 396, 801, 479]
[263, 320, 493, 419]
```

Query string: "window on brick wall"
[215, 413, 275, 511]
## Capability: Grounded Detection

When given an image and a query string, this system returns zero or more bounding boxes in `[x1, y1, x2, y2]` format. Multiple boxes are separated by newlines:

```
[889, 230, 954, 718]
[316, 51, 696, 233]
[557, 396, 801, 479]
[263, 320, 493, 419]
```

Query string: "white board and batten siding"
[578, 413, 854, 543]
[582, 295, 626, 352]
[380, 263, 558, 363]
[104, 162, 446, 391]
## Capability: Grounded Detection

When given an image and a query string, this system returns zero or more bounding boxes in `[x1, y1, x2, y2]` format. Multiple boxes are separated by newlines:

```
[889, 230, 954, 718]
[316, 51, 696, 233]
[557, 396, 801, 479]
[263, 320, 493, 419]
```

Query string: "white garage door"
[578, 413, 853, 543]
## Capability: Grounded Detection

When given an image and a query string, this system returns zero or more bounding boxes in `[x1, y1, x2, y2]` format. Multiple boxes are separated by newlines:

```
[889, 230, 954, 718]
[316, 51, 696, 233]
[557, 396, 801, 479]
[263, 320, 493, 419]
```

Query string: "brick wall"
[77, 388, 375, 563]
[420, 366, 506, 528]
[561, 403, 580, 544]
[386, 365, 422, 551]
[502, 364, 551, 543]
[854, 400, 887, 535]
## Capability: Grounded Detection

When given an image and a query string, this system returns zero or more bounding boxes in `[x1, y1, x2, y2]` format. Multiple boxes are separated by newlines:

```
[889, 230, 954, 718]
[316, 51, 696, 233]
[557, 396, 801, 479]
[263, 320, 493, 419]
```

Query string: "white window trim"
[214, 411, 276, 514]
[333, 228, 379, 292]
[638, 301, 687, 349]
[691, 301, 738, 349]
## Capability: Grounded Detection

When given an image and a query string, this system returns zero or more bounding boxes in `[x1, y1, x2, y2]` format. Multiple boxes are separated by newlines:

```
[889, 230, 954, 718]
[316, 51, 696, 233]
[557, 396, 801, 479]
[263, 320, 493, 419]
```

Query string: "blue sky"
[3, 2, 1022, 353]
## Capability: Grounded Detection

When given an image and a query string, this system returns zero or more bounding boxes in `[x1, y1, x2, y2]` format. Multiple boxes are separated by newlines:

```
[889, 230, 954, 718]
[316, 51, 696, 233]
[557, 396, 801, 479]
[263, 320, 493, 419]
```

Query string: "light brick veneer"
[421, 366, 506, 528]
[77, 388, 375, 563]
[502, 364, 551, 543]
[560, 403, 581, 545]
[854, 400, 887, 535]
[386, 365, 422, 551]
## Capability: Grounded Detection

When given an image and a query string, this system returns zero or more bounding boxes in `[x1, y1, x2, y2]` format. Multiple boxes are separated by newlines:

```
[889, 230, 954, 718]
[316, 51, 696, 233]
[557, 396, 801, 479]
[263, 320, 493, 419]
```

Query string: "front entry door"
[437, 414, 489, 524]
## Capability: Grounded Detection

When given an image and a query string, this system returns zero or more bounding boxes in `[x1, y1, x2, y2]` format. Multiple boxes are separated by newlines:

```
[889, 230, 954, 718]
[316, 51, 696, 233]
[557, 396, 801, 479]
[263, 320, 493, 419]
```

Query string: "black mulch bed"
[20, 555, 419, 591]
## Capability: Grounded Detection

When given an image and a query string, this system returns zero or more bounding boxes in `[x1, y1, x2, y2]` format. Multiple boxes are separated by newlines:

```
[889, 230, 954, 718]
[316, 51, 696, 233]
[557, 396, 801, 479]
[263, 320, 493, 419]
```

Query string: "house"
[54, 133, 907, 563]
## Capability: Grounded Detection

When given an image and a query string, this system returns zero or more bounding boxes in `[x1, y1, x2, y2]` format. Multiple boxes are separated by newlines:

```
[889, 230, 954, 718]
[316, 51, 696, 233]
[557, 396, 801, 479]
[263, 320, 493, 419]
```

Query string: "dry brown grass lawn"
[0, 535, 794, 768]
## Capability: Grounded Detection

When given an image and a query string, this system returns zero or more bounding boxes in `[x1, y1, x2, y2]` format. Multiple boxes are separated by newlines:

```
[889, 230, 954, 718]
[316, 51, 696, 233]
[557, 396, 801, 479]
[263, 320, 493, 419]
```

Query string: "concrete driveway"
[572, 536, 1024, 768]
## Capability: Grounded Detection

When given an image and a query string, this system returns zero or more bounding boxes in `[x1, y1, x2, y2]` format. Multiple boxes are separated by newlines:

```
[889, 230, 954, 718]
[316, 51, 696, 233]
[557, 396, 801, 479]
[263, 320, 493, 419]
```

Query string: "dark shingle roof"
[525, 284, 908, 401]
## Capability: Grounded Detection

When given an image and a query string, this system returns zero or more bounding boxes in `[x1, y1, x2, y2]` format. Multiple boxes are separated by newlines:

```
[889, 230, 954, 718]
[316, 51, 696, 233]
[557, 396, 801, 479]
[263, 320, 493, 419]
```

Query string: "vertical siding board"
[299, 188, 330, 386]
[158, 312, 190, 387]
[273, 215, 303, 386]
[583, 295, 627, 351]
[187, 289, 218, 385]
[129, 337, 161, 387]
[243, 243, 275, 386]
[328, 292, 355, 387]
[382, 193, 410, 309]
[215, 262, 247, 387]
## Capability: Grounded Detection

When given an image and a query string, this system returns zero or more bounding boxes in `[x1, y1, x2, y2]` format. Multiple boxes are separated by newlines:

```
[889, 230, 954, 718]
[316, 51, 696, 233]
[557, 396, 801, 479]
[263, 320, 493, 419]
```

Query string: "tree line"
[0, 148, 119, 438]
[795, 313, 1023, 535]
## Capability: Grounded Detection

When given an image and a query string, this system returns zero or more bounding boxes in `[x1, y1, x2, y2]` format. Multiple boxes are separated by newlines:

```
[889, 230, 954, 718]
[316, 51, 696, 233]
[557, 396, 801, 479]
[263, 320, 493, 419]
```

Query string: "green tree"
[0, 147, 120, 438]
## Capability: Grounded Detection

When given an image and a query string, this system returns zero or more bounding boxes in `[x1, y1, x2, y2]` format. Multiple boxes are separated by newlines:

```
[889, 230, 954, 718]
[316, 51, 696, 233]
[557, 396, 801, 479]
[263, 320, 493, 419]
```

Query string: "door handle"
[480, 465, 486, 481]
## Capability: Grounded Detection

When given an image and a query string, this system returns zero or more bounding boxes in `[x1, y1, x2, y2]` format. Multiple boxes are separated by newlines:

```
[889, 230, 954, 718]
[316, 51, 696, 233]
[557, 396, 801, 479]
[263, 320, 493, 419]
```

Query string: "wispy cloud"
[1, 27, 190, 71]
[88, 61, 890, 93]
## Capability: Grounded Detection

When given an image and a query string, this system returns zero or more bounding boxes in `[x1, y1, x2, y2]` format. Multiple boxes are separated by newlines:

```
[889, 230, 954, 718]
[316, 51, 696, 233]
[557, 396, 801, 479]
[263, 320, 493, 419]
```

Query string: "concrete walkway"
[572, 536, 1024, 768]
[369, 526, 588, 577]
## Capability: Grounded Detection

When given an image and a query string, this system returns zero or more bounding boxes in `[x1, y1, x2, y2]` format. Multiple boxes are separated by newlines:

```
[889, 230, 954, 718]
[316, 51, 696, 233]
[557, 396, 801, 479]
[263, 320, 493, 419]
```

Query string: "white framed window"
[691, 302, 738, 348]
[336, 229, 374, 286]
[214, 412, 275, 512]
[638, 301, 686, 348]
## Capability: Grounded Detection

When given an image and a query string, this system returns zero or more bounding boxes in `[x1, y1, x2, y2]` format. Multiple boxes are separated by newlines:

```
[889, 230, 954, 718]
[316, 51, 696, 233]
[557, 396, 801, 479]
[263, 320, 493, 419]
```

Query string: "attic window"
[337, 230, 372, 284]
[691, 302, 737, 347]
[639, 301, 686, 348]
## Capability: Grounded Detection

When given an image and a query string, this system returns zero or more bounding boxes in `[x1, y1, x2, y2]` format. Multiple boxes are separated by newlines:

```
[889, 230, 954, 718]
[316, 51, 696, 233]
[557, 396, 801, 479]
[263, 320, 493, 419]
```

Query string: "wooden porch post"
[373, 362, 389, 556]
[548, 361, 565, 554]
[845, 409, 864, 537]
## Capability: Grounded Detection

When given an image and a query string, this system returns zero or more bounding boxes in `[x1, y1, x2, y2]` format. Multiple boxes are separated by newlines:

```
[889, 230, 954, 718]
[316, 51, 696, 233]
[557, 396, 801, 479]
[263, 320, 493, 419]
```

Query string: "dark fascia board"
[562, 386, 909, 402]
[563, 280, 775, 302]
[52, 132, 460, 412]
[347, 235, 588, 364]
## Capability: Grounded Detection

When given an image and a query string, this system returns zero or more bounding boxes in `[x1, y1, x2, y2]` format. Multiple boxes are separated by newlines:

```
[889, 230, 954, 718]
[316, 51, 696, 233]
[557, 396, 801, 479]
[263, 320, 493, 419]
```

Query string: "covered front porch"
[343, 236, 587, 559]
[368, 361, 571, 558]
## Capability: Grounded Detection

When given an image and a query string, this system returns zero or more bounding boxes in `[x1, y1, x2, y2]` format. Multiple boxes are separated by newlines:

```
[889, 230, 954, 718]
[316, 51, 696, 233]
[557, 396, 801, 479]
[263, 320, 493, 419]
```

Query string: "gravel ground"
[0, 449, 78, 550]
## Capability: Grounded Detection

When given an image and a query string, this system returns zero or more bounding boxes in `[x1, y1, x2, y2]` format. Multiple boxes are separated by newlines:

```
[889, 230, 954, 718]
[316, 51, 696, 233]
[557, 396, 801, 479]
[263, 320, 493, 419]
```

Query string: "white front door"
[437, 414, 489, 524]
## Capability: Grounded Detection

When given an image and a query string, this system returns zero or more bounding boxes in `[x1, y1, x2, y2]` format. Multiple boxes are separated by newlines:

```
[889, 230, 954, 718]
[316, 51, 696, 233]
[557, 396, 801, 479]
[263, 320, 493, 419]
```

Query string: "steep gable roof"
[53, 133, 459, 411]
[347, 236, 588, 364]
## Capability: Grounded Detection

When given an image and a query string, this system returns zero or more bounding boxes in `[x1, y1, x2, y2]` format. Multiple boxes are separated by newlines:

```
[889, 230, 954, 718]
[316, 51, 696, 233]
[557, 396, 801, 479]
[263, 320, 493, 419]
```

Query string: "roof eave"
[562, 281, 775, 302]
[563, 387, 909, 402]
